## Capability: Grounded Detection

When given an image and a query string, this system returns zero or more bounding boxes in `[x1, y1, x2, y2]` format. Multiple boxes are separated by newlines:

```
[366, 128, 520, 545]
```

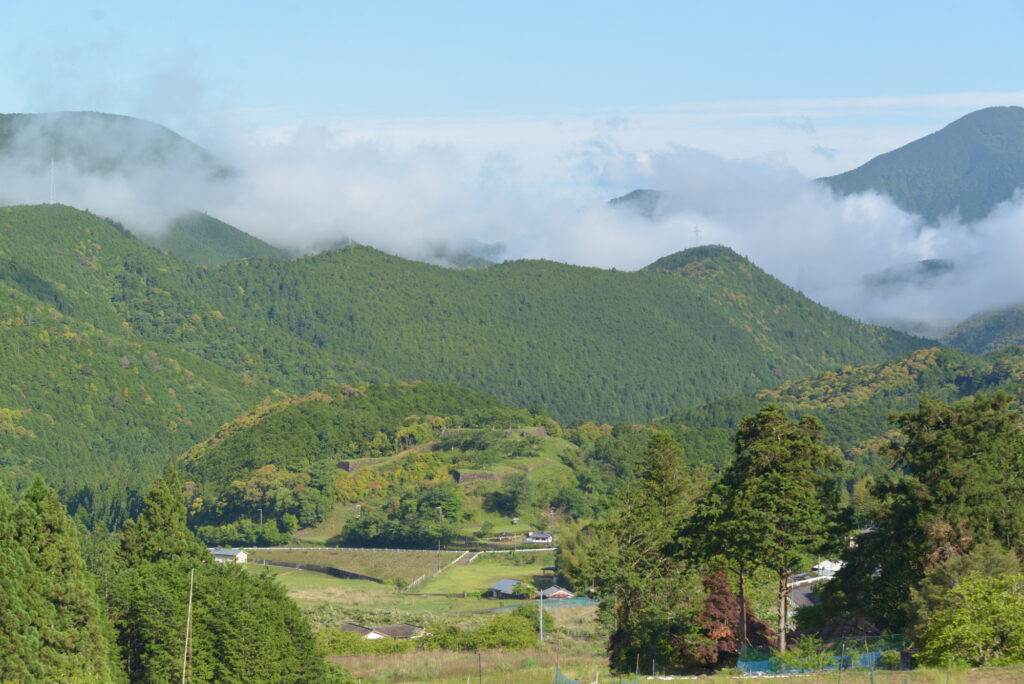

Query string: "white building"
[209, 547, 248, 564]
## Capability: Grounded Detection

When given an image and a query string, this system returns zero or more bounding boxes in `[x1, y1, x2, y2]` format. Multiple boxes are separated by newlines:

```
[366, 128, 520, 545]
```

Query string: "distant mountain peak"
[643, 244, 747, 272]
[821, 105, 1024, 223]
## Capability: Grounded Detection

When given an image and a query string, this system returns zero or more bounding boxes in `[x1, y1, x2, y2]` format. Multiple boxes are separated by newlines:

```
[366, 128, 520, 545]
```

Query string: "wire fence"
[738, 634, 907, 674]
[554, 668, 639, 684]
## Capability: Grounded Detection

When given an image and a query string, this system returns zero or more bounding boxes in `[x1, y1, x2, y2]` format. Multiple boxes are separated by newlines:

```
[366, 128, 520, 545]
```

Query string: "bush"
[770, 635, 836, 673]
[316, 628, 414, 656]
[919, 572, 1024, 667]
[876, 650, 901, 670]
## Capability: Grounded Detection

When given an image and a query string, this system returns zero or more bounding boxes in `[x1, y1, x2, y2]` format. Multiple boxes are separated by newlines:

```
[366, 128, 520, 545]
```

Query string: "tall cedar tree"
[686, 405, 841, 652]
[819, 393, 1024, 630]
[0, 479, 113, 682]
[588, 433, 708, 672]
[119, 466, 208, 567]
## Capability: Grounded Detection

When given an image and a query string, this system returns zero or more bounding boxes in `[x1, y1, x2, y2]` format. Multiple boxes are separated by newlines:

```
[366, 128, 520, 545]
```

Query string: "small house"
[488, 578, 521, 598]
[209, 547, 248, 564]
[536, 585, 575, 599]
[526, 531, 553, 544]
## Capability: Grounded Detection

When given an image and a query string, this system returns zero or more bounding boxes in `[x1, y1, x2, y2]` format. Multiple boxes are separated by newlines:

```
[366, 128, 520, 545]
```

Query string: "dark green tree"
[686, 405, 841, 651]
[0, 480, 114, 682]
[587, 433, 707, 672]
[119, 466, 207, 567]
[821, 393, 1024, 630]
[108, 467, 336, 682]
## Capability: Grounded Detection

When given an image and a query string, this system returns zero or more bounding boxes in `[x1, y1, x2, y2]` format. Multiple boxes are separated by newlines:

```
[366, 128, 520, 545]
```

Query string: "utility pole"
[181, 568, 195, 684]
[258, 508, 263, 526]
[539, 588, 544, 642]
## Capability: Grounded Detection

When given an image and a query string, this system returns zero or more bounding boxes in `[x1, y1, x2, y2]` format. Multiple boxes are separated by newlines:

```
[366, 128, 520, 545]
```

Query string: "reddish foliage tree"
[693, 570, 775, 665]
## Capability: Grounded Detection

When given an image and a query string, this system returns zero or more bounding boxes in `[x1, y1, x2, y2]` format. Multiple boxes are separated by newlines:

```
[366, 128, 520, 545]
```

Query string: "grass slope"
[821, 106, 1024, 223]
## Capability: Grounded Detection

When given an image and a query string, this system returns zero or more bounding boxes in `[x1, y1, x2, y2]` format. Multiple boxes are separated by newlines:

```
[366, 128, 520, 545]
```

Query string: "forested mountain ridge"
[0, 203, 927, 525]
[203, 241, 926, 423]
[0, 204, 926, 423]
[661, 344, 1024, 468]
[941, 304, 1024, 355]
[153, 211, 290, 266]
[820, 106, 1024, 223]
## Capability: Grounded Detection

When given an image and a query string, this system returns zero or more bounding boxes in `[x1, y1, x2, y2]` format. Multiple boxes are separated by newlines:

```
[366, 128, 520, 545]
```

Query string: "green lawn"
[417, 550, 556, 594]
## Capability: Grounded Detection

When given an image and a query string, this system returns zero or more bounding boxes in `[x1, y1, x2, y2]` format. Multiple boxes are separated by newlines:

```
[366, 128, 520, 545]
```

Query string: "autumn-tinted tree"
[693, 570, 775, 666]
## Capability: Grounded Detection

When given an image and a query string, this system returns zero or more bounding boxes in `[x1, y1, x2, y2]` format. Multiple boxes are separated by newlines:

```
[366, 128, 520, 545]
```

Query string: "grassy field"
[248, 547, 455, 584]
[245, 564, 515, 614]
[417, 549, 556, 594]
[324, 658, 1024, 684]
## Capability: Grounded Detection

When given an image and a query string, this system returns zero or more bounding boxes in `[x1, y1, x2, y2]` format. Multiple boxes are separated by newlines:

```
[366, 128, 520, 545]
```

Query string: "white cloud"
[5, 93, 1024, 337]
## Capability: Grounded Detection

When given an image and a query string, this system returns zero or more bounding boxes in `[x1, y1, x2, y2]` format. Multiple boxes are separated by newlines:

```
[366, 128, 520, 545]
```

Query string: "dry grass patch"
[249, 547, 456, 584]
[330, 646, 607, 683]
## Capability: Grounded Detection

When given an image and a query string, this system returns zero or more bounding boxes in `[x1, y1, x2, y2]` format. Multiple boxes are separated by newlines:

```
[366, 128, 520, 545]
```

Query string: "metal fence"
[738, 634, 907, 674]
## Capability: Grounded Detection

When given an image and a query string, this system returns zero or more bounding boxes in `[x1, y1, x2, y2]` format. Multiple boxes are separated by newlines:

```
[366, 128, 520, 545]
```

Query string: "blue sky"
[3, 1, 1024, 333]
[3, 2, 1022, 134]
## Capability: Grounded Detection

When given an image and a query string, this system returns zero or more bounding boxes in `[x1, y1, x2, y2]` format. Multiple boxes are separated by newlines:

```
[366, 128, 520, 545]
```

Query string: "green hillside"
[821, 106, 1024, 223]
[941, 304, 1024, 355]
[0, 204, 928, 524]
[202, 242, 926, 423]
[149, 211, 288, 266]
[661, 344, 1024, 469]
[3, 205, 925, 424]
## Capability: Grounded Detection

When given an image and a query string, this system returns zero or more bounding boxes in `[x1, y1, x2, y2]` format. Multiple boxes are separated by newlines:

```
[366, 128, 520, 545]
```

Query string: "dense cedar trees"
[0, 205, 925, 528]
[119, 467, 207, 567]
[108, 465, 335, 682]
[586, 434, 708, 673]
[687, 405, 841, 652]
[819, 393, 1024, 632]
[0, 480, 113, 682]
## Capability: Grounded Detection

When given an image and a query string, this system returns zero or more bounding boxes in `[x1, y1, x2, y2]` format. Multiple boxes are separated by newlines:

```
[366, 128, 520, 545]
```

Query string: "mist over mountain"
[3, 109, 1024, 337]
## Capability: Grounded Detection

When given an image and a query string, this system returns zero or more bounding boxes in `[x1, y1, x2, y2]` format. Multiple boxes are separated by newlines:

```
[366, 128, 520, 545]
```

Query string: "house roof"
[526, 531, 552, 538]
[539, 585, 574, 598]
[375, 623, 425, 639]
[338, 622, 374, 636]
[209, 547, 245, 557]
[788, 583, 818, 610]
[489, 578, 521, 593]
